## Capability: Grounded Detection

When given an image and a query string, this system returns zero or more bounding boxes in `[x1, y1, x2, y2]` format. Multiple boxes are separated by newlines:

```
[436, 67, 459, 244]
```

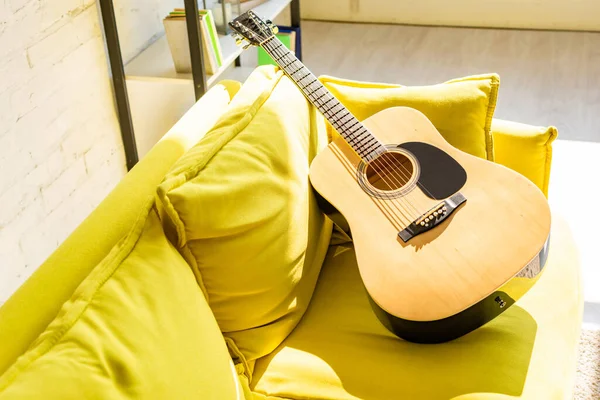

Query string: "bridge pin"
[433, 211, 438, 216]
[420, 221, 425, 226]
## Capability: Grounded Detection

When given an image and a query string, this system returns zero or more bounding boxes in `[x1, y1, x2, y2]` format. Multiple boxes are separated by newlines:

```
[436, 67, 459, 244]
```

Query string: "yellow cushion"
[0, 203, 244, 399]
[319, 74, 499, 160]
[156, 66, 333, 379]
[0, 82, 237, 376]
[492, 119, 557, 197]
[251, 213, 582, 399]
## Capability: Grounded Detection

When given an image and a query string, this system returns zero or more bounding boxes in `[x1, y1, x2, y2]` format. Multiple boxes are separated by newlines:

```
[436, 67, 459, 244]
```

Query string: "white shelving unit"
[126, 0, 292, 86]
[124, 0, 293, 158]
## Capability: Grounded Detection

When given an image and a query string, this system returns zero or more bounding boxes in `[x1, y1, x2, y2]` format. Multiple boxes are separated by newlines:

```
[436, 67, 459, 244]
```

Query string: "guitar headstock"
[229, 11, 278, 48]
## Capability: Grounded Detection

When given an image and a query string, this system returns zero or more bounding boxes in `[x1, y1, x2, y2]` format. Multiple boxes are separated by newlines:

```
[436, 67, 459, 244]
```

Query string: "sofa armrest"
[491, 118, 557, 197]
[0, 82, 239, 376]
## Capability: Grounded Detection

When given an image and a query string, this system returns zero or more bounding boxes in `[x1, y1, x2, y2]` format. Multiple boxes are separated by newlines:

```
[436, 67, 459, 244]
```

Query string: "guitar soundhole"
[366, 151, 415, 191]
[357, 147, 420, 199]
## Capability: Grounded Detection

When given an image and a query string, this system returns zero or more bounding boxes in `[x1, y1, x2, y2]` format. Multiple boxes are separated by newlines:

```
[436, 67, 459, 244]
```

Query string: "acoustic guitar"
[230, 12, 551, 343]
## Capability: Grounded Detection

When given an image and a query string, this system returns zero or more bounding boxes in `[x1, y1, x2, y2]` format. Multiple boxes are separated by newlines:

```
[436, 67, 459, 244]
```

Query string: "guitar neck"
[261, 36, 385, 161]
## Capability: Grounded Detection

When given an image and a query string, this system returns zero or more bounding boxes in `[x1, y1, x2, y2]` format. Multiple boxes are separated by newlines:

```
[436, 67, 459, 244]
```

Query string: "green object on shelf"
[169, 9, 223, 67]
[258, 33, 293, 66]
[199, 10, 223, 66]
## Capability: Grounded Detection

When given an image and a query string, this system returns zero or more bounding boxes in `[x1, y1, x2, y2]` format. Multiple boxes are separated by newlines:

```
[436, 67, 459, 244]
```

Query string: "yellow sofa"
[0, 69, 582, 399]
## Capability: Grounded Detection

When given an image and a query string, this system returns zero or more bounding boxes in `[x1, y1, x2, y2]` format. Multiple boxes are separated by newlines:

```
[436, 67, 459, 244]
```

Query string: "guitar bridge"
[398, 192, 467, 242]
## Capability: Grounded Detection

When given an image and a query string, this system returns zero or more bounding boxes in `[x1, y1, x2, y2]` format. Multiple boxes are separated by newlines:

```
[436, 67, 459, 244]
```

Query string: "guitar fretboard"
[262, 37, 385, 161]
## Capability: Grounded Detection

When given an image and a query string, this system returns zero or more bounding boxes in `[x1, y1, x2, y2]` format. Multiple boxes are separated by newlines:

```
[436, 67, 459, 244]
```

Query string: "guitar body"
[309, 107, 551, 343]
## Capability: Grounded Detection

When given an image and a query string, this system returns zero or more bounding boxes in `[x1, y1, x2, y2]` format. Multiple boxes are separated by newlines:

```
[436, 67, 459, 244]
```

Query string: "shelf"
[124, 0, 292, 86]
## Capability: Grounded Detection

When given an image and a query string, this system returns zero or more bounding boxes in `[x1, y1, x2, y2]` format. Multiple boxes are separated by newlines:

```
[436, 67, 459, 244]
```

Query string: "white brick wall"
[0, 0, 179, 304]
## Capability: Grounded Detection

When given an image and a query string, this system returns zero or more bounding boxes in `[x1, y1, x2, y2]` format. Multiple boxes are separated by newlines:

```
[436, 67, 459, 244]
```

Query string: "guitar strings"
[347, 122, 426, 219]
[370, 151, 432, 217]
[376, 150, 444, 214]
[329, 145, 408, 230]
[264, 38, 422, 225]
[359, 145, 426, 219]
[264, 39, 425, 226]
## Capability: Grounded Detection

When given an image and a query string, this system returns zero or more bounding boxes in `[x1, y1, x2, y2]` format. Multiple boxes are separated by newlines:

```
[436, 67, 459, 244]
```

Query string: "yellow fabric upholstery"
[251, 213, 582, 400]
[156, 66, 333, 378]
[0, 65, 576, 400]
[0, 205, 244, 399]
[0, 83, 238, 377]
[319, 74, 499, 160]
[491, 119, 557, 197]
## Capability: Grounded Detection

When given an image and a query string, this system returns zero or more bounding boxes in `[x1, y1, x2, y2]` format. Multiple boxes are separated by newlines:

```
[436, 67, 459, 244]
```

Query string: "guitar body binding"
[368, 234, 550, 343]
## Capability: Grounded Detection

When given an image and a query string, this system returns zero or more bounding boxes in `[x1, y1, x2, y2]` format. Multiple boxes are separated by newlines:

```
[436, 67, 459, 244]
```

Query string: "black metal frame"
[184, 0, 207, 100]
[291, 0, 302, 59]
[100, 0, 302, 170]
[98, 0, 138, 171]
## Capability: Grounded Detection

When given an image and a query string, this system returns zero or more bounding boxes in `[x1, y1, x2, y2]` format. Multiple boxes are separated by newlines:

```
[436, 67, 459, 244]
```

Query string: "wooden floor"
[302, 20, 600, 142]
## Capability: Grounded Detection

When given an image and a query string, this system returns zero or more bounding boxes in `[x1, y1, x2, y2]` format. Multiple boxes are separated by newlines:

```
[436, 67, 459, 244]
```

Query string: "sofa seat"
[250, 214, 582, 400]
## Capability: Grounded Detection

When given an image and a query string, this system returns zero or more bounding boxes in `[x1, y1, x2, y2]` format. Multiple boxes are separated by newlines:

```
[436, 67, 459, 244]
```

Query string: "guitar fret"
[347, 129, 366, 142]
[310, 94, 326, 107]
[358, 131, 377, 145]
[363, 140, 381, 153]
[282, 59, 295, 69]
[332, 113, 351, 130]
[356, 126, 373, 144]
[332, 108, 346, 118]
[306, 87, 321, 98]
[338, 116, 354, 129]
[289, 65, 302, 75]
[344, 120, 360, 132]
[342, 115, 359, 128]
[360, 145, 381, 160]
[360, 144, 378, 156]
[356, 141, 377, 157]
[337, 115, 362, 137]
[320, 102, 335, 115]
[360, 137, 378, 151]
[350, 132, 369, 146]
[298, 75, 312, 86]
[323, 97, 336, 107]
[312, 96, 329, 110]
[303, 79, 318, 90]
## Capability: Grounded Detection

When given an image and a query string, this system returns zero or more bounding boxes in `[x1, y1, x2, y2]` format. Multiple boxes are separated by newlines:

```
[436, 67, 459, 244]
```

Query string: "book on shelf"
[163, 9, 223, 75]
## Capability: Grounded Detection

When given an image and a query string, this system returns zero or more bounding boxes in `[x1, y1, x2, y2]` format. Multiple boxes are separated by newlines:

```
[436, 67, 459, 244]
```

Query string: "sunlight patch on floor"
[549, 140, 600, 312]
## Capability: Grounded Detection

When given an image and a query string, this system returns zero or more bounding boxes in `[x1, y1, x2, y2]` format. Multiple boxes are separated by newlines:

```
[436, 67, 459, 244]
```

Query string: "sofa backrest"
[0, 81, 240, 376]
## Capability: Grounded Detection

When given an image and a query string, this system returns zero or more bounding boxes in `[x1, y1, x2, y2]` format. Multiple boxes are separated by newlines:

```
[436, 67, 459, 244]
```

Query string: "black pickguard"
[398, 142, 467, 200]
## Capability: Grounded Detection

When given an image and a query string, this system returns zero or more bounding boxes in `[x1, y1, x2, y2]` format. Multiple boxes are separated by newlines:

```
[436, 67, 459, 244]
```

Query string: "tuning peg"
[265, 19, 278, 34]
[243, 43, 252, 50]
[235, 38, 244, 46]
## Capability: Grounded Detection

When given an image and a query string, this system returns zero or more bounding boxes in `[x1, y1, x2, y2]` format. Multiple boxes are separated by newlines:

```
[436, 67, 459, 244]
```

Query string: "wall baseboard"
[300, 0, 600, 32]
